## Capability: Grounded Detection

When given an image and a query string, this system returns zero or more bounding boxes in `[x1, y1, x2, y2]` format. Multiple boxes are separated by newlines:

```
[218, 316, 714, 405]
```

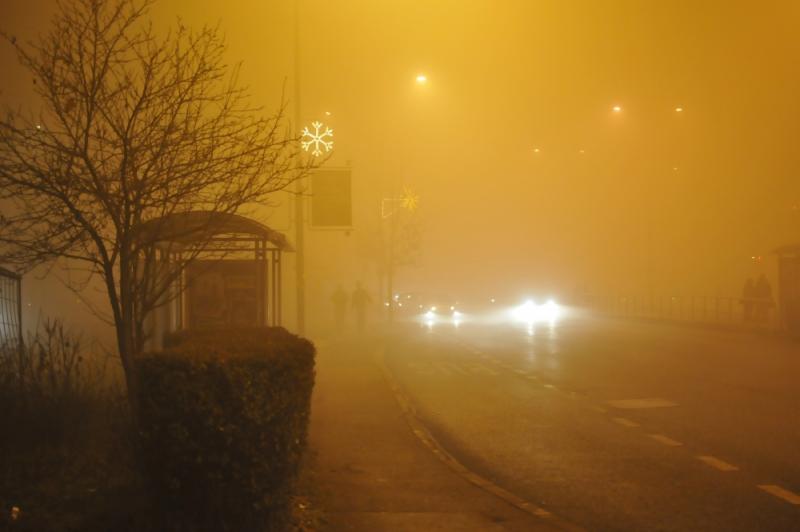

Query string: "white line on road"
[433, 362, 452, 377]
[758, 484, 800, 505]
[697, 455, 739, 472]
[468, 364, 499, 376]
[613, 417, 640, 428]
[446, 362, 469, 375]
[607, 398, 678, 409]
[543, 383, 557, 390]
[407, 362, 434, 375]
[649, 434, 683, 447]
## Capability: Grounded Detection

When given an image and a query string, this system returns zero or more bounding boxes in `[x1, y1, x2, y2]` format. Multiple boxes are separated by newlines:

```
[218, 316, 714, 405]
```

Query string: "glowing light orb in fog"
[511, 300, 561, 324]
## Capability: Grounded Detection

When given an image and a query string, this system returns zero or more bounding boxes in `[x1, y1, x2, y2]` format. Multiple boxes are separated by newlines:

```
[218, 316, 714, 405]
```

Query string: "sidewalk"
[306, 335, 568, 531]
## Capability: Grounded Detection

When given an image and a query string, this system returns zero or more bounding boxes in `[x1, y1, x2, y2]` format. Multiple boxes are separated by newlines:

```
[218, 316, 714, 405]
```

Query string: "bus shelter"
[135, 211, 292, 347]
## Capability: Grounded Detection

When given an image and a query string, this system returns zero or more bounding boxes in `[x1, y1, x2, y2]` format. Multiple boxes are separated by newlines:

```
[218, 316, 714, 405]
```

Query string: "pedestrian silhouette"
[351, 281, 372, 333]
[754, 274, 774, 323]
[331, 284, 348, 333]
[741, 277, 756, 323]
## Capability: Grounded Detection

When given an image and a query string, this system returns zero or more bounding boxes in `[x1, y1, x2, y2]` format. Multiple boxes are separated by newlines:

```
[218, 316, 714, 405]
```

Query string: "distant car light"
[541, 299, 560, 322]
[511, 299, 561, 324]
[512, 300, 538, 323]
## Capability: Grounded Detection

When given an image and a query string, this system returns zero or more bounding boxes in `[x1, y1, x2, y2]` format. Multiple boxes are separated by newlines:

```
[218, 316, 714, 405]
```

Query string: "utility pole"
[294, 0, 305, 334]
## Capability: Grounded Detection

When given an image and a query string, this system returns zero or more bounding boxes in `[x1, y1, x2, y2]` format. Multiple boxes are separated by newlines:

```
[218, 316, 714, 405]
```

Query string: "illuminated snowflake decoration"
[301, 121, 333, 157]
[401, 187, 419, 212]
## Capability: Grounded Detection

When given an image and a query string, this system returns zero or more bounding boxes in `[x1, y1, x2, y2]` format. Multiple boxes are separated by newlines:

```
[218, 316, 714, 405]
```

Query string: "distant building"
[774, 243, 800, 335]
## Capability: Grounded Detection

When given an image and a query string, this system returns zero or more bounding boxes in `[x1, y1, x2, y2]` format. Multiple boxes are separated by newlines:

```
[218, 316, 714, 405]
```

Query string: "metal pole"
[16, 273, 22, 350]
[294, 0, 306, 334]
[386, 200, 396, 324]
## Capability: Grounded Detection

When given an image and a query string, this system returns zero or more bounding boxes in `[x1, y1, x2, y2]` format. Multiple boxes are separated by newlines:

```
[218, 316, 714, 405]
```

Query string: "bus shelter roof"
[133, 211, 293, 251]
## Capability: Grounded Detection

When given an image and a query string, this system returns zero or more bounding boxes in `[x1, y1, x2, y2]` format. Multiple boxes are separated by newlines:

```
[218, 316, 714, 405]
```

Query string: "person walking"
[741, 277, 756, 323]
[351, 281, 372, 333]
[331, 284, 348, 334]
[754, 274, 774, 323]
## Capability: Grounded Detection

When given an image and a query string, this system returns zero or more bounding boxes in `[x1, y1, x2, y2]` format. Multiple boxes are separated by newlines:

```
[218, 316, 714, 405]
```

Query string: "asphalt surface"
[383, 310, 800, 531]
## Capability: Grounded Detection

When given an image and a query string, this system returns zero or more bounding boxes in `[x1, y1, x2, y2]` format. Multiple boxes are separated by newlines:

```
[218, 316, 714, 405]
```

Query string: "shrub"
[136, 327, 315, 532]
[0, 317, 113, 446]
[0, 318, 144, 532]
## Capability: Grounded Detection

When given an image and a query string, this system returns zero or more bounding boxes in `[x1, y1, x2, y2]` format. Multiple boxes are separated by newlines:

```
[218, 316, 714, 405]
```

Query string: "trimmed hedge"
[136, 327, 315, 532]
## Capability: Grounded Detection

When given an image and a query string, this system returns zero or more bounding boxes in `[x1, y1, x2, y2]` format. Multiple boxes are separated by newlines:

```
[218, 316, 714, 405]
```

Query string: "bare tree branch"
[0, 0, 313, 404]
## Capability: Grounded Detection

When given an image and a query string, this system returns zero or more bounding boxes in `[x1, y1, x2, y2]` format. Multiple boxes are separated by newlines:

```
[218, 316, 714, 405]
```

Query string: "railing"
[584, 294, 779, 330]
[0, 267, 22, 351]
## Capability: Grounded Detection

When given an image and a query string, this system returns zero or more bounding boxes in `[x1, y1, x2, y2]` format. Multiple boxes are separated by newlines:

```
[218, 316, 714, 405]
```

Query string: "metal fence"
[0, 267, 22, 351]
[585, 293, 779, 329]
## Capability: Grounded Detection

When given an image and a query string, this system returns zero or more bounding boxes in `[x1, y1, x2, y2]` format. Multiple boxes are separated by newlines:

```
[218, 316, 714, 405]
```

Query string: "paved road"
[383, 312, 800, 531]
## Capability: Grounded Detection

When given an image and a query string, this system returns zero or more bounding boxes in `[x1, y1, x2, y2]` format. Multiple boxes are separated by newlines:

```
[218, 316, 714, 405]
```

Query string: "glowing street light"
[415, 74, 428, 84]
[612, 105, 622, 113]
[675, 106, 684, 113]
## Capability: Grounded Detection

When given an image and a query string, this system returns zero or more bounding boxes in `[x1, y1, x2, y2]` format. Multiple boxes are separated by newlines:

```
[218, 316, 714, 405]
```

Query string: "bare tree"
[356, 194, 421, 322]
[0, 0, 309, 403]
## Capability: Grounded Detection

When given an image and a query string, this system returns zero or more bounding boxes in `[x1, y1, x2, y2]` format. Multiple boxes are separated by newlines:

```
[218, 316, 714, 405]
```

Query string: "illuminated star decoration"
[401, 187, 419, 212]
[301, 121, 334, 156]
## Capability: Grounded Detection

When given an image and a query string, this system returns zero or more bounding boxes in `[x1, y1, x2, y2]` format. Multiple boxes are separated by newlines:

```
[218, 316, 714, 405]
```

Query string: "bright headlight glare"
[512, 300, 538, 322]
[511, 300, 560, 323]
[541, 300, 560, 321]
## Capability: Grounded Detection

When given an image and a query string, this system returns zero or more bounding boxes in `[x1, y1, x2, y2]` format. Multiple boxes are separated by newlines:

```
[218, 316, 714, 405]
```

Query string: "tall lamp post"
[294, 0, 335, 334]
[293, 0, 305, 334]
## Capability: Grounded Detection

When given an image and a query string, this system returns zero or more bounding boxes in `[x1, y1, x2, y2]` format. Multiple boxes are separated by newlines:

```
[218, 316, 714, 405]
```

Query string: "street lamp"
[415, 73, 428, 84]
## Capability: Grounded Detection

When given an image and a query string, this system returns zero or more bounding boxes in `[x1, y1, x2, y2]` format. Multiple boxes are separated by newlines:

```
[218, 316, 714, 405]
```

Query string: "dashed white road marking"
[697, 455, 739, 472]
[543, 383, 557, 390]
[607, 398, 678, 409]
[407, 362, 435, 375]
[613, 417, 640, 428]
[445, 362, 469, 375]
[758, 484, 800, 505]
[433, 362, 453, 376]
[468, 363, 499, 376]
[649, 434, 683, 447]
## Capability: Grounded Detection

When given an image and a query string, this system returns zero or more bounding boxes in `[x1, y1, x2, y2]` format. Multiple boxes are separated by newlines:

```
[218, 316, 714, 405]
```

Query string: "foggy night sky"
[2, 0, 800, 318]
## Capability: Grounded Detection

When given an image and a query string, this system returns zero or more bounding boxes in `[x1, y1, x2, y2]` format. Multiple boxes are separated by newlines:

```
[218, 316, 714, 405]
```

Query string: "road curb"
[374, 346, 583, 532]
